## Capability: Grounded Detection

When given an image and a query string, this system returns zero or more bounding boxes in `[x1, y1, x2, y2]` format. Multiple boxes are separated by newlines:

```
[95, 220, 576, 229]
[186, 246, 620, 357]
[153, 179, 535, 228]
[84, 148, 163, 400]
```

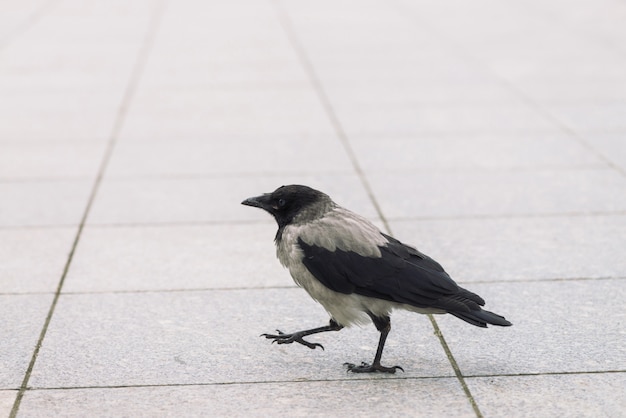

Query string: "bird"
[242, 184, 511, 373]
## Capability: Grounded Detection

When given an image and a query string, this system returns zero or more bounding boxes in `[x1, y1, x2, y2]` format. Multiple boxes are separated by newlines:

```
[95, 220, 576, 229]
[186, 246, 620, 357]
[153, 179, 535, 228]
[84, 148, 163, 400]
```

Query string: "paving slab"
[538, 0, 626, 56]
[0, 43, 140, 143]
[0, 142, 106, 180]
[0, 227, 77, 293]
[0, 390, 16, 418]
[0, 109, 118, 143]
[119, 87, 336, 140]
[63, 223, 287, 292]
[368, 168, 626, 219]
[140, 58, 308, 89]
[434, 279, 626, 376]
[0, 294, 53, 389]
[18, 378, 474, 418]
[146, 12, 306, 87]
[87, 174, 377, 225]
[583, 133, 626, 173]
[389, 214, 626, 282]
[104, 136, 353, 178]
[467, 372, 626, 418]
[350, 133, 603, 171]
[0, 88, 120, 116]
[509, 79, 626, 102]
[323, 79, 522, 106]
[0, 180, 92, 228]
[29, 289, 454, 389]
[333, 104, 560, 137]
[0, 0, 47, 44]
[544, 103, 626, 133]
[309, 54, 492, 85]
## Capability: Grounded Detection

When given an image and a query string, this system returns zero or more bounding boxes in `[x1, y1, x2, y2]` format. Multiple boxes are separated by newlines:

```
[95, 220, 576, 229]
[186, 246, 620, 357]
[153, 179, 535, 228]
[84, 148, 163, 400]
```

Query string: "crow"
[242, 184, 511, 373]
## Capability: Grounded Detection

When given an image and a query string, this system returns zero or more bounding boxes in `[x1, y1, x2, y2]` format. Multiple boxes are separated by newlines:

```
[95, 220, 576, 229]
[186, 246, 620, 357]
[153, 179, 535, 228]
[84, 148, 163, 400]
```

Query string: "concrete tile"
[0, 142, 106, 180]
[545, 103, 626, 133]
[490, 54, 626, 83]
[368, 168, 626, 219]
[140, 59, 308, 89]
[468, 373, 626, 418]
[0, 71, 127, 93]
[324, 80, 523, 106]
[88, 174, 377, 225]
[63, 223, 288, 292]
[435, 280, 626, 375]
[550, 1, 626, 57]
[0, 227, 77, 293]
[30, 289, 454, 388]
[336, 105, 559, 137]
[119, 88, 336, 140]
[19, 378, 474, 417]
[147, 5, 298, 79]
[148, 27, 296, 65]
[0, 74, 124, 143]
[584, 133, 626, 172]
[313, 56, 493, 85]
[48, 0, 155, 17]
[284, 0, 414, 27]
[0, 180, 92, 227]
[389, 214, 626, 282]
[0, 0, 47, 44]
[0, 41, 140, 88]
[350, 134, 603, 171]
[0, 294, 53, 389]
[511, 79, 626, 102]
[105, 136, 353, 178]
[300, 33, 450, 59]
[20, 16, 149, 44]
[0, 390, 16, 418]
[0, 111, 116, 142]
[0, 88, 121, 114]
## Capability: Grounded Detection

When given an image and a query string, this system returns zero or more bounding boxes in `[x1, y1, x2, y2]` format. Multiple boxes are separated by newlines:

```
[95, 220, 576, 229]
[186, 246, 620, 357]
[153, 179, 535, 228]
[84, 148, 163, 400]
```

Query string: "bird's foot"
[344, 361, 404, 374]
[261, 330, 324, 350]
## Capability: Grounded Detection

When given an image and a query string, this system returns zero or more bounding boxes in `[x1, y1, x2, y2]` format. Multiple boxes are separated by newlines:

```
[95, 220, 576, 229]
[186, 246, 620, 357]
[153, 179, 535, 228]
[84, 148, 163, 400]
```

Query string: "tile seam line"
[273, 2, 485, 415]
[427, 316, 484, 417]
[23, 374, 460, 392]
[18, 369, 626, 392]
[270, 0, 391, 234]
[8, 1, 167, 417]
[4, 274, 623, 297]
[3, 207, 626, 231]
[0, 163, 615, 184]
[0, 0, 60, 51]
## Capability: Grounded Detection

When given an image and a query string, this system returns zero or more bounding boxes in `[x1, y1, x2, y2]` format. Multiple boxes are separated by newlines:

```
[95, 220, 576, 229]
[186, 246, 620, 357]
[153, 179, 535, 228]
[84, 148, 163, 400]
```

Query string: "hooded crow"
[242, 184, 511, 373]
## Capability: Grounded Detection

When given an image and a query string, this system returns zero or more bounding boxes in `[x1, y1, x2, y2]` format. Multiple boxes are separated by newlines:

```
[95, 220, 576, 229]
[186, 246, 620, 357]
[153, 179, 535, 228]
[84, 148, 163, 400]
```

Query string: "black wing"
[297, 233, 485, 313]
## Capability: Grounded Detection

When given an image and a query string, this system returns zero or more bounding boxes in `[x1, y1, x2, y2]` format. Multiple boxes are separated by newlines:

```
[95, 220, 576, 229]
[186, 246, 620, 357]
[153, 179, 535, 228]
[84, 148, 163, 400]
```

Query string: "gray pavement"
[1, 0, 626, 416]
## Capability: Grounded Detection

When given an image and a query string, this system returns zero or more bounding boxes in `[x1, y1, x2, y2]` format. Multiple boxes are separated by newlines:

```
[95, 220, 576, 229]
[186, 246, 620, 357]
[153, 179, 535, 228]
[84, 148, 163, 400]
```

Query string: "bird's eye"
[277, 198, 287, 208]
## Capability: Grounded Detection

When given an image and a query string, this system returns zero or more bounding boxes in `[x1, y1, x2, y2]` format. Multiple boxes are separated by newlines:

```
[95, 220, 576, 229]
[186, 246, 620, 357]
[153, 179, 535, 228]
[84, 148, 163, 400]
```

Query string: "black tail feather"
[449, 308, 512, 328]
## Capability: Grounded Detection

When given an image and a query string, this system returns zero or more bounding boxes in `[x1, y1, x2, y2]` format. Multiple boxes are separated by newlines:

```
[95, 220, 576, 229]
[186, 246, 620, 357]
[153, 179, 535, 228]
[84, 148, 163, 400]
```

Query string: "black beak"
[241, 193, 272, 210]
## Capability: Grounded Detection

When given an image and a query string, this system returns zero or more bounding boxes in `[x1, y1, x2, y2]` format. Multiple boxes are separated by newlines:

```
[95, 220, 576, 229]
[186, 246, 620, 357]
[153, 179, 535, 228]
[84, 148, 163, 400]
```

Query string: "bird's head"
[242, 184, 332, 228]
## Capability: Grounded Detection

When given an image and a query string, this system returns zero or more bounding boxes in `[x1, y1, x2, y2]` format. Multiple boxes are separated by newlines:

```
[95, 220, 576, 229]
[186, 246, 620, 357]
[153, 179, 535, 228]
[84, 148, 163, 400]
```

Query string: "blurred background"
[2, 0, 626, 285]
[2, 0, 626, 220]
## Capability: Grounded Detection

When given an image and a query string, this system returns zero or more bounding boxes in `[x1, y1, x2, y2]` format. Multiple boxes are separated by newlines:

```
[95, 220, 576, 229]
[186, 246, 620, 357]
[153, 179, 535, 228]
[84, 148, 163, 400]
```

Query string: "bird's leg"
[262, 319, 343, 350]
[345, 315, 404, 373]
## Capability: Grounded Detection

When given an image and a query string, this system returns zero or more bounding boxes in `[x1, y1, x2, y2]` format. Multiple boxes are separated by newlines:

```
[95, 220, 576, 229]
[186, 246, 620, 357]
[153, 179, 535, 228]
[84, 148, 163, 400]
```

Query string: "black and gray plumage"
[242, 184, 511, 373]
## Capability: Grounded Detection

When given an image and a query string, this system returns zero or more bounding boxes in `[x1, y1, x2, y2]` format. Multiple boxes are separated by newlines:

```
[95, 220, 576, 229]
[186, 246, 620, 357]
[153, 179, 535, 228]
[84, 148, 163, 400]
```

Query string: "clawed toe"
[261, 330, 324, 350]
[344, 362, 404, 374]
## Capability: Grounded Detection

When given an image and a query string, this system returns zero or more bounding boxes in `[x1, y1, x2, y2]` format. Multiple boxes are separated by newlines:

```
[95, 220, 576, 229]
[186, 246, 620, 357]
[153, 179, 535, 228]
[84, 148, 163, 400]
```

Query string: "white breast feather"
[275, 206, 406, 326]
